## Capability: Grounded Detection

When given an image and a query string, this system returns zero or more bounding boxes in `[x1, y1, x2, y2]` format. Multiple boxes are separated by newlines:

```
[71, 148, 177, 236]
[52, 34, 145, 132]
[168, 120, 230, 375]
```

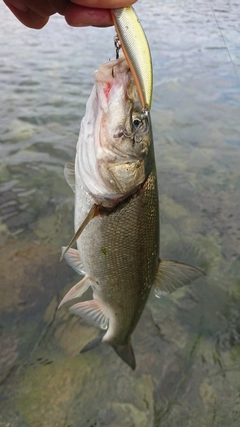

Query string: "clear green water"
[0, 1, 240, 426]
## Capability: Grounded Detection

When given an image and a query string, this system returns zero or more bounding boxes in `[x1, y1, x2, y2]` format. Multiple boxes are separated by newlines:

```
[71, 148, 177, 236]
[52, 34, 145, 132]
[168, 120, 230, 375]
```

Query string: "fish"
[58, 54, 205, 370]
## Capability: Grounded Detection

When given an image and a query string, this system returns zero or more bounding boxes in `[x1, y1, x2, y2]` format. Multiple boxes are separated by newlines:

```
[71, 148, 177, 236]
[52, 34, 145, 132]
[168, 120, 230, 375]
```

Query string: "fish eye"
[133, 118, 142, 129]
[131, 111, 148, 135]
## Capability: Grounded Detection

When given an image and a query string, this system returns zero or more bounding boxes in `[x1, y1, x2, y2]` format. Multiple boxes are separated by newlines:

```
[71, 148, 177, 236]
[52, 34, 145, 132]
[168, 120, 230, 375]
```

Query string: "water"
[0, 1, 239, 426]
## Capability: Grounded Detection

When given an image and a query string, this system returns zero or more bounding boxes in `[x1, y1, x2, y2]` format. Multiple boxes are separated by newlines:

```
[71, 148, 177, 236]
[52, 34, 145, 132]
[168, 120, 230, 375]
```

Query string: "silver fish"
[59, 55, 204, 370]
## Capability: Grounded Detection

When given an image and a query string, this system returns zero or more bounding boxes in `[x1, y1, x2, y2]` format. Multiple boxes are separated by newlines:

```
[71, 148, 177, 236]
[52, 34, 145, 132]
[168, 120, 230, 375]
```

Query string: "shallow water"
[0, 1, 240, 426]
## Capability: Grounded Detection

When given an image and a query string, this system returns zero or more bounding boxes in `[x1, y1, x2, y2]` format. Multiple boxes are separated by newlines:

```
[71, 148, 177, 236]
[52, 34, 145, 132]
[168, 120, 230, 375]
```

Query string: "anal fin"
[154, 259, 205, 298]
[69, 299, 108, 330]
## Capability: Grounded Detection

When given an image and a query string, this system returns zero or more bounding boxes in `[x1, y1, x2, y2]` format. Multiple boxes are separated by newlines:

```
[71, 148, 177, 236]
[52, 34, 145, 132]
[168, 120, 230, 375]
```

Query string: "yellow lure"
[111, 6, 153, 111]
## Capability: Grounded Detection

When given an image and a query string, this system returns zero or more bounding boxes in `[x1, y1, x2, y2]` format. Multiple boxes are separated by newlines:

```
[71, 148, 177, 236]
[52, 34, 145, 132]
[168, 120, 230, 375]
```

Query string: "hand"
[3, 0, 137, 29]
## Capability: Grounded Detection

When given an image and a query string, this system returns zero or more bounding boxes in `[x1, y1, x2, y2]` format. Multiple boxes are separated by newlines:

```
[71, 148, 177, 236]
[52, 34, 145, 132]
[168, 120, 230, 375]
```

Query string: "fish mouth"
[75, 55, 149, 207]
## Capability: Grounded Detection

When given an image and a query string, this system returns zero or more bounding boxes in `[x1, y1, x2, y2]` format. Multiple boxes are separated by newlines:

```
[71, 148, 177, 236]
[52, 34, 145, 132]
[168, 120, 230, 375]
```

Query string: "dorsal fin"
[154, 259, 205, 298]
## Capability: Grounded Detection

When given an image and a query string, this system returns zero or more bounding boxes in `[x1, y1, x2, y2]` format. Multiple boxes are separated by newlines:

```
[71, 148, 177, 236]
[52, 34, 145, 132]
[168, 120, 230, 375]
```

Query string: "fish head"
[76, 55, 153, 207]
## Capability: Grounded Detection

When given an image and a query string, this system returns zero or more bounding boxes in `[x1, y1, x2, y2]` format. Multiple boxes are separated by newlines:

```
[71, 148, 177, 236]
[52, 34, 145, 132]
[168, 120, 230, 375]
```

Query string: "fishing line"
[207, 0, 240, 84]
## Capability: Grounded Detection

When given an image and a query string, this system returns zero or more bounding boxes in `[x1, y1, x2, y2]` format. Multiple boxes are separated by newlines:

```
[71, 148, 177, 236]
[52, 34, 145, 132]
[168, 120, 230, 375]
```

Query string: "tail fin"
[80, 335, 136, 370]
[80, 335, 103, 353]
[111, 341, 136, 370]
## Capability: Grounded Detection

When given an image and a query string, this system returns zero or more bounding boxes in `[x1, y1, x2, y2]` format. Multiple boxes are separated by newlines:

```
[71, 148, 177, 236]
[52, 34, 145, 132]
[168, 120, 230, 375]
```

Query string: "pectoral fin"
[69, 299, 108, 330]
[58, 276, 92, 308]
[60, 204, 98, 261]
[62, 247, 85, 275]
[154, 260, 205, 298]
[64, 162, 75, 192]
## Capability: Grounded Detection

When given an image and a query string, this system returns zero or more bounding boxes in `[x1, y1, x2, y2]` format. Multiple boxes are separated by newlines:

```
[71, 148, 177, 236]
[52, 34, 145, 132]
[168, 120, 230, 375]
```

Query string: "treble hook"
[114, 35, 121, 59]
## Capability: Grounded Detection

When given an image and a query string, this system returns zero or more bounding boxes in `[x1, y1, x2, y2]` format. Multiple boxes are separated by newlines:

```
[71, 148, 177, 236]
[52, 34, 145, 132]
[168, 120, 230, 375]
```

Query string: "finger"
[3, 0, 27, 12]
[23, 0, 56, 16]
[46, 0, 69, 15]
[65, 4, 112, 27]
[71, 0, 137, 8]
[4, 1, 49, 28]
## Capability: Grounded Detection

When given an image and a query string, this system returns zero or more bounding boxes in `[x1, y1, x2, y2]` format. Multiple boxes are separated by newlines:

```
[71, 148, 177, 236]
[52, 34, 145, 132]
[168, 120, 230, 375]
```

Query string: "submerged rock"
[17, 352, 154, 427]
[0, 241, 77, 425]
[0, 242, 75, 314]
[0, 332, 19, 383]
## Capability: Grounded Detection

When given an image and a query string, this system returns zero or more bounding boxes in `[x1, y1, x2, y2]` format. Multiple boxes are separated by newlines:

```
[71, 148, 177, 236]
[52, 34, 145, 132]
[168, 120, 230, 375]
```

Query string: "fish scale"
[77, 170, 159, 341]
